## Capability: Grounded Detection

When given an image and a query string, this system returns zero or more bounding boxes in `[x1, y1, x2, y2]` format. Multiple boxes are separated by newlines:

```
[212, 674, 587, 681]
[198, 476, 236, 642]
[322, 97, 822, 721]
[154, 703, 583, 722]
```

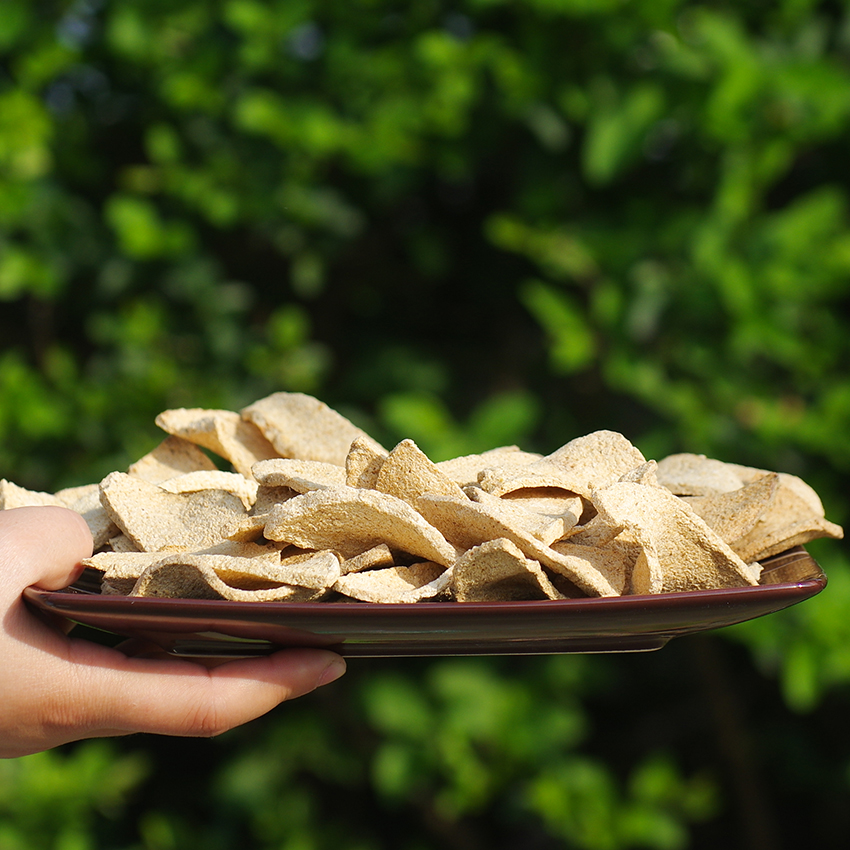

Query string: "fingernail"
[317, 656, 347, 687]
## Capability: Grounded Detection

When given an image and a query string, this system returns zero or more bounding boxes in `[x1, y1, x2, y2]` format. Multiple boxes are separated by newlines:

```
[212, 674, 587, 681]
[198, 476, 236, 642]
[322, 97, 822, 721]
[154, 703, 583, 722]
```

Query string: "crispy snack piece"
[334, 561, 448, 603]
[99, 471, 251, 552]
[88, 540, 286, 594]
[588, 482, 759, 592]
[340, 543, 395, 575]
[478, 430, 646, 499]
[728, 477, 844, 562]
[416, 493, 623, 596]
[127, 435, 219, 483]
[452, 538, 565, 602]
[131, 554, 326, 602]
[345, 436, 388, 488]
[263, 486, 459, 565]
[158, 470, 259, 510]
[155, 408, 280, 478]
[436, 446, 542, 488]
[252, 458, 347, 492]
[619, 460, 663, 488]
[242, 392, 385, 467]
[682, 473, 780, 545]
[375, 439, 467, 505]
[656, 453, 744, 496]
[726, 464, 827, 516]
[464, 487, 573, 546]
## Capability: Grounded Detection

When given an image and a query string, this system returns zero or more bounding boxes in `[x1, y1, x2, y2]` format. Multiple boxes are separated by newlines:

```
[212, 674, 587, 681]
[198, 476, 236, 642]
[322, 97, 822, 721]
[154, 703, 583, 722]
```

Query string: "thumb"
[0, 506, 93, 593]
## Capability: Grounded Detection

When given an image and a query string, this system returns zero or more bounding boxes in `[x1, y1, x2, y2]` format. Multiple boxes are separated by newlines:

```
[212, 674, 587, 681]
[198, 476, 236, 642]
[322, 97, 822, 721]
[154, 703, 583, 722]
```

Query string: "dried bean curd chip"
[252, 458, 347, 492]
[345, 436, 388, 488]
[127, 435, 219, 483]
[264, 486, 459, 565]
[99, 471, 252, 552]
[334, 561, 449, 603]
[242, 392, 385, 466]
[375, 439, 467, 505]
[452, 538, 566, 602]
[155, 408, 280, 478]
[159, 470, 259, 510]
[478, 430, 645, 499]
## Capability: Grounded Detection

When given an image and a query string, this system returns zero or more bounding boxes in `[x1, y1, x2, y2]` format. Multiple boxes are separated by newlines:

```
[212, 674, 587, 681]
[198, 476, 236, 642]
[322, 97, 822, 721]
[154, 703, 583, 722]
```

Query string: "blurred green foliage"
[2, 0, 850, 847]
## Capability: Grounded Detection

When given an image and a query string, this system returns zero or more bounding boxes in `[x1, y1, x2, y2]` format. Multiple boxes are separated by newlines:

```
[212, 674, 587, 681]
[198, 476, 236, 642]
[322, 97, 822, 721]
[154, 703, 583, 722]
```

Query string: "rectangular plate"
[24, 547, 826, 658]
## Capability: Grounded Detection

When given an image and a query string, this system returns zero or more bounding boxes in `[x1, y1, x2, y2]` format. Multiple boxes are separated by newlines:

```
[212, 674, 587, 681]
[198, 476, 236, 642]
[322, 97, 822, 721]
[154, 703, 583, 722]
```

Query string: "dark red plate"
[24, 547, 826, 658]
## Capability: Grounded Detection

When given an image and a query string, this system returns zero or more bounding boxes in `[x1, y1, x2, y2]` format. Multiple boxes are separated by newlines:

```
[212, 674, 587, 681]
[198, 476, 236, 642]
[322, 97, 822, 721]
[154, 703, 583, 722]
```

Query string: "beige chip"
[656, 453, 745, 496]
[55, 482, 119, 549]
[99, 471, 252, 552]
[0, 480, 118, 549]
[588, 482, 759, 592]
[130, 554, 324, 602]
[158, 470, 260, 510]
[416, 493, 623, 596]
[0, 479, 64, 510]
[263, 486, 459, 565]
[345, 436, 388, 488]
[452, 538, 565, 602]
[242, 391, 386, 467]
[436, 446, 542, 488]
[250, 484, 297, 517]
[463, 486, 573, 546]
[682, 472, 780, 545]
[334, 561, 448, 603]
[127, 435, 219, 483]
[478, 430, 646, 499]
[375, 439, 467, 505]
[155, 408, 280, 477]
[340, 543, 395, 575]
[728, 477, 844, 562]
[726, 464, 827, 516]
[252, 458, 347, 493]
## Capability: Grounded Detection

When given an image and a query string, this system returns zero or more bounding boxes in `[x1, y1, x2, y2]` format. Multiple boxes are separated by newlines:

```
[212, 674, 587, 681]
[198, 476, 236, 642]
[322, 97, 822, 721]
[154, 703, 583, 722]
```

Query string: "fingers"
[0, 506, 93, 593]
[57, 642, 346, 741]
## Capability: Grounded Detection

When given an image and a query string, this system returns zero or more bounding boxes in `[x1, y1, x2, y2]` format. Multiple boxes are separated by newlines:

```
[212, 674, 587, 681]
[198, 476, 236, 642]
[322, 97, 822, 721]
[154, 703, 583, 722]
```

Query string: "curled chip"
[587, 482, 759, 592]
[334, 561, 449, 603]
[478, 430, 646, 499]
[155, 408, 280, 478]
[99, 471, 252, 552]
[375, 439, 467, 505]
[131, 554, 325, 602]
[340, 544, 395, 575]
[682, 473, 780, 545]
[3, 390, 841, 605]
[436, 446, 542, 488]
[463, 486, 573, 546]
[728, 477, 844, 562]
[263, 486, 459, 565]
[452, 538, 565, 602]
[252, 458, 347, 493]
[415, 492, 623, 596]
[127, 435, 219, 483]
[242, 392, 385, 466]
[159, 470, 259, 510]
[655, 453, 744, 496]
[345, 436, 388, 488]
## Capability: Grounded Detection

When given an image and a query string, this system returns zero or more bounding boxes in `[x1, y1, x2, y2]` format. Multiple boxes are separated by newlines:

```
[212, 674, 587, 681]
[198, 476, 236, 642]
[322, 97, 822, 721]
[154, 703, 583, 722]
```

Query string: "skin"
[0, 505, 346, 759]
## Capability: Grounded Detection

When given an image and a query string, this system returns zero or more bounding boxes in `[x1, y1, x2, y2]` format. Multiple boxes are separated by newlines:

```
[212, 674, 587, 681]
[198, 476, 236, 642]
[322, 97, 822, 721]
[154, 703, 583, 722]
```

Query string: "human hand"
[0, 505, 346, 758]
